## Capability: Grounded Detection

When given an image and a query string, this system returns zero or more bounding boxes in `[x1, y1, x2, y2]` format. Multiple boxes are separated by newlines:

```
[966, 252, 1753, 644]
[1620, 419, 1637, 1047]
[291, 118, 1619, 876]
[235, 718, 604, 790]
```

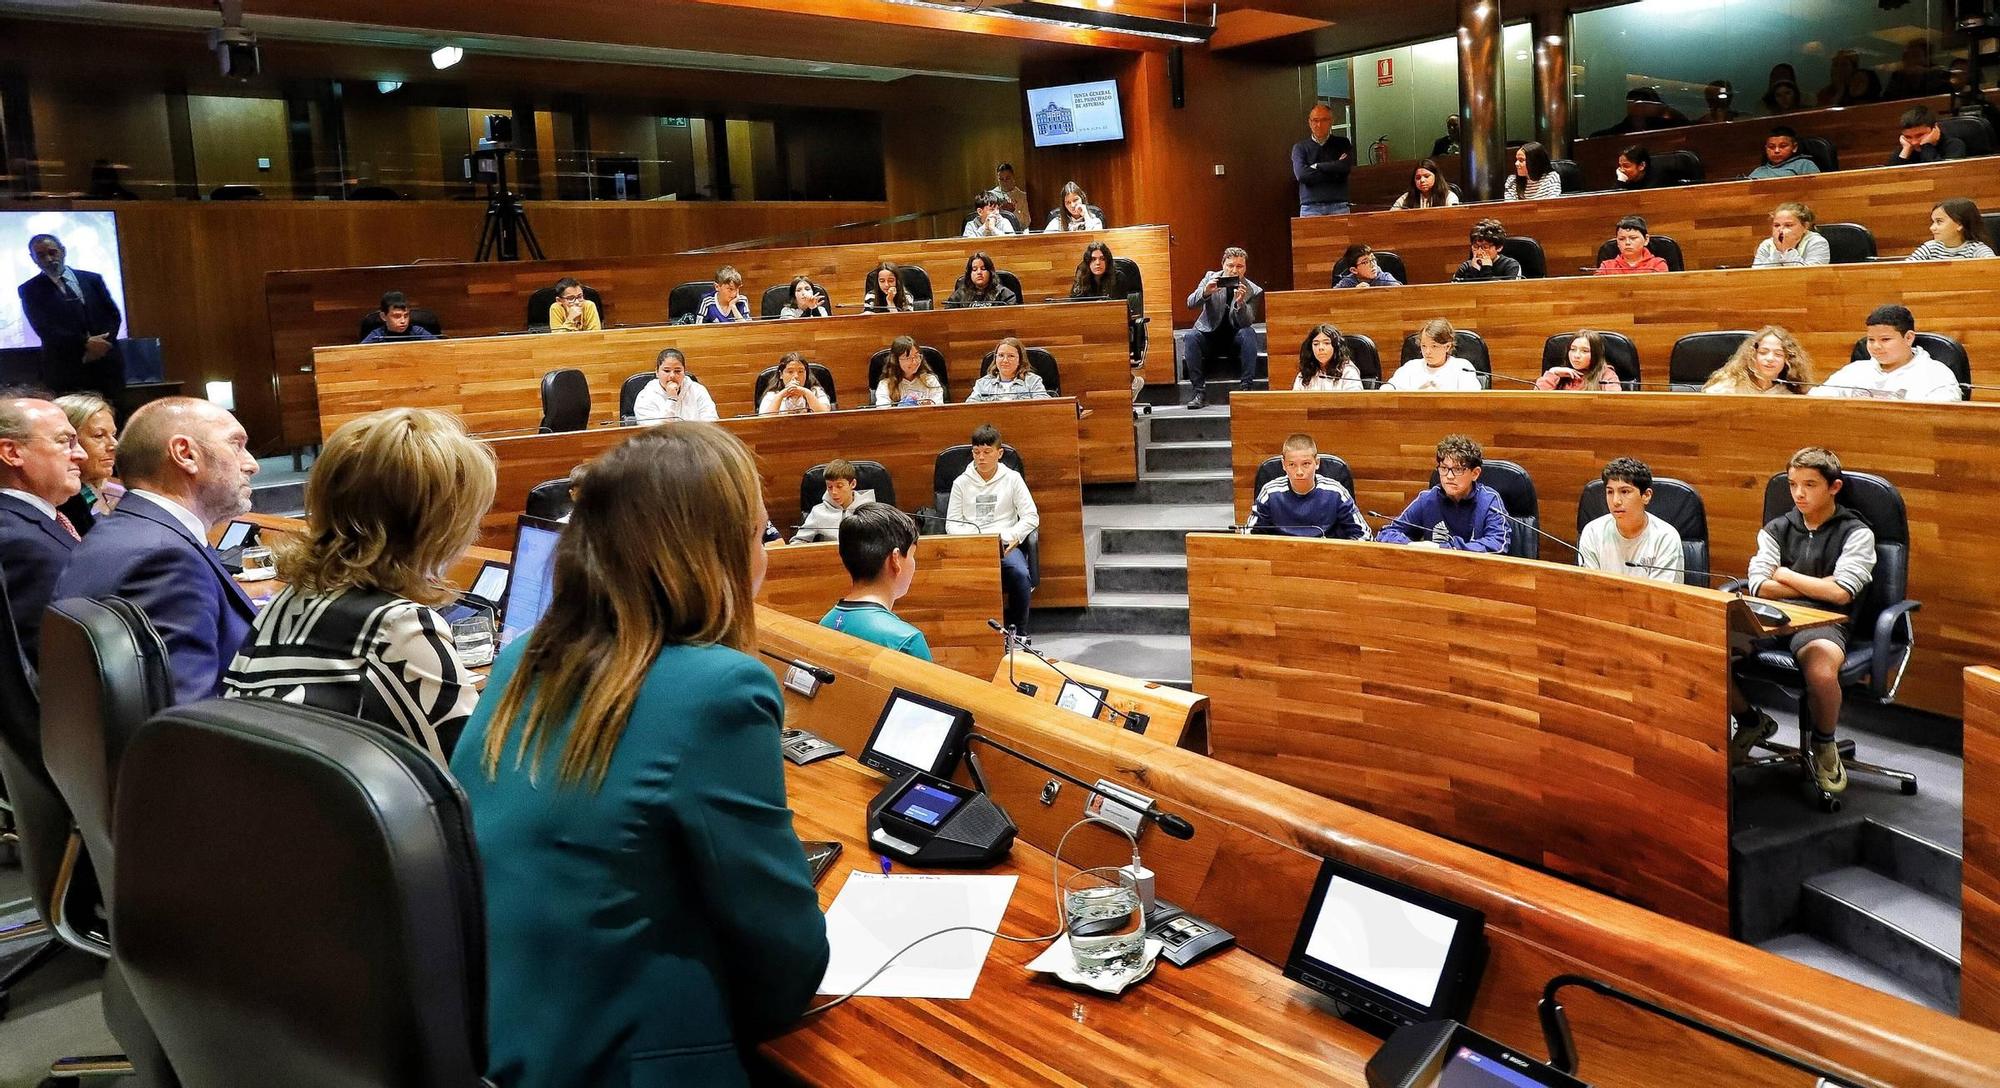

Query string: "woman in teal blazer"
[452, 424, 829, 1088]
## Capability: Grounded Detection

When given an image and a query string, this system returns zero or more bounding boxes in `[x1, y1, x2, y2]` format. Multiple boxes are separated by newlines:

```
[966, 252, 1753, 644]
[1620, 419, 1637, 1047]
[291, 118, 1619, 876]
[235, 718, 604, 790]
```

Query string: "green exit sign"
[661, 117, 690, 128]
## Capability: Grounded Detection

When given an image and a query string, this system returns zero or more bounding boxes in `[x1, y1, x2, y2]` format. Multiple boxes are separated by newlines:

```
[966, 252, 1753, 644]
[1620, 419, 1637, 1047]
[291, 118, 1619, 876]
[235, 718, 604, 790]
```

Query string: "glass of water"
[237, 544, 276, 581]
[450, 612, 495, 668]
[1062, 866, 1146, 977]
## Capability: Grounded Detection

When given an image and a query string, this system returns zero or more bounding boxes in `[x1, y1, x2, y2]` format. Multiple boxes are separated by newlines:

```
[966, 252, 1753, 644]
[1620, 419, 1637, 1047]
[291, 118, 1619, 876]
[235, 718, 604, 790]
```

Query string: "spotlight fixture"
[209, 0, 260, 80]
[376, 80, 404, 94]
[431, 44, 464, 69]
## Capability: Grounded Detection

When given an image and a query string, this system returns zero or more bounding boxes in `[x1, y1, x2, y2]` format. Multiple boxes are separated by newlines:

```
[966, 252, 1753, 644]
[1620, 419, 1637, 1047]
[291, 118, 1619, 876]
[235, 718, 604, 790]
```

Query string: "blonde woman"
[54, 392, 121, 533]
[222, 407, 495, 761]
[1703, 326, 1816, 395]
[452, 424, 829, 1088]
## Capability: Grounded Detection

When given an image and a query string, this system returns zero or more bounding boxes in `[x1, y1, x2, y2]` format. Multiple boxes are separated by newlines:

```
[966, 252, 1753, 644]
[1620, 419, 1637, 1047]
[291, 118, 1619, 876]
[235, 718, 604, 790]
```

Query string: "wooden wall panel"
[762, 610, 2000, 1088]
[70, 199, 885, 452]
[1228, 392, 2000, 718]
[758, 536, 1002, 678]
[479, 399, 1087, 606]
[267, 224, 1170, 444]
[1967, 667, 2000, 1032]
[1291, 156, 2000, 288]
[1264, 262, 2000, 403]
[312, 302, 1136, 482]
[1187, 534, 1734, 932]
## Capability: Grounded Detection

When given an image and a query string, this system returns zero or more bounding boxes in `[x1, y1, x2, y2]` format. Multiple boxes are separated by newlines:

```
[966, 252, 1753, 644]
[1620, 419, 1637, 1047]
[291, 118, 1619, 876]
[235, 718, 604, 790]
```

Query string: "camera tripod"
[473, 145, 544, 262]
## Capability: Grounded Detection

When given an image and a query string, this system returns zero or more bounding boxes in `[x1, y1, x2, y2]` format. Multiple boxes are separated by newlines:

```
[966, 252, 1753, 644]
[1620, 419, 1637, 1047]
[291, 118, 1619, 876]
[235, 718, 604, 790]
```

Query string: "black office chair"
[1848, 334, 1971, 399]
[357, 307, 443, 341]
[800, 461, 897, 524]
[1399, 331, 1487, 389]
[918, 445, 1040, 590]
[1594, 235, 1684, 273]
[754, 363, 838, 409]
[867, 346, 950, 400]
[1668, 331, 1754, 389]
[538, 368, 590, 433]
[1819, 223, 1877, 265]
[1501, 237, 1547, 279]
[1253, 453, 1355, 499]
[760, 280, 831, 318]
[666, 281, 712, 323]
[1372, 251, 1409, 284]
[525, 284, 606, 331]
[1328, 333, 1384, 388]
[1550, 159, 1586, 195]
[1112, 256, 1150, 360]
[1575, 477, 1710, 585]
[977, 348, 1062, 395]
[995, 270, 1024, 303]
[39, 597, 178, 1082]
[112, 698, 489, 1087]
[1428, 459, 1539, 559]
[1653, 149, 1705, 185]
[1938, 114, 1995, 157]
[524, 478, 574, 521]
[1542, 331, 1643, 388]
[618, 371, 653, 423]
[207, 184, 262, 201]
[1730, 470, 1921, 808]
[1797, 136, 1839, 173]
[1985, 212, 2000, 249]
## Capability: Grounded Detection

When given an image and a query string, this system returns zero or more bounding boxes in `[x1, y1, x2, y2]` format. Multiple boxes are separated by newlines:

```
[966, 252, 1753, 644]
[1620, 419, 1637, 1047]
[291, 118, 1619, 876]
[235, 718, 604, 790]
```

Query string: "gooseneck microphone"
[1540, 974, 1856, 1086]
[1621, 559, 1739, 585]
[990, 619, 1152, 733]
[1366, 509, 1445, 542]
[757, 648, 835, 684]
[1501, 511, 1581, 557]
[988, 619, 1037, 695]
[965, 732, 1196, 840]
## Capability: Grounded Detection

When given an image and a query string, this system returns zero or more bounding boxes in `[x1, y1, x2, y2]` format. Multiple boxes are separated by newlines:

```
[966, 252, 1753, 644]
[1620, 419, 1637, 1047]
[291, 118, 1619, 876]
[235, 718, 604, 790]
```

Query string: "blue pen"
[878, 855, 893, 875]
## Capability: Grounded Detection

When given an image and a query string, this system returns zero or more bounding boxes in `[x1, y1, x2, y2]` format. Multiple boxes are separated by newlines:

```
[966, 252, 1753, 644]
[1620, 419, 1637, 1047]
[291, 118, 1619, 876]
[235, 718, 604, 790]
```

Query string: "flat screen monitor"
[1, 210, 128, 351]
[859, 688, 974, 780]
[214, 520, 256, 552]
[467, 561, 510, 607]
[1026, 80, 1125, 148]
[498, 516, 562, 649]
[1284, 856, 1486, 1035]
[1055, 679, 1108, 721]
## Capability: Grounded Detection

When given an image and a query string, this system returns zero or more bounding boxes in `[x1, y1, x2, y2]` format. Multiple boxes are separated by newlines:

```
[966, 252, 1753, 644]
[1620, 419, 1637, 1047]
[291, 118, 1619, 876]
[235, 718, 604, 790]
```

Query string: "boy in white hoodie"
[790, 458, 875, 544]
[946, 423, 1040, 632]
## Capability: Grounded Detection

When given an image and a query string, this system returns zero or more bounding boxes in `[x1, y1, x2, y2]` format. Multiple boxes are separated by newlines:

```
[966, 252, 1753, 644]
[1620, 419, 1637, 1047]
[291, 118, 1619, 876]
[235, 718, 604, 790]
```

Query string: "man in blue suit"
[0, 391, 86, 669]
[55, 397, 259, 705]
[17, 233, 125, 402]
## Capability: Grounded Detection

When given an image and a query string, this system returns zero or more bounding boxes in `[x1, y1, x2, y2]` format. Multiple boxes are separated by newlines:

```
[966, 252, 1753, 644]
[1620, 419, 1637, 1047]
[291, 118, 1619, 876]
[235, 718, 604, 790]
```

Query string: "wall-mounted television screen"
[1026, 80, 1124, 148]
[0, 210, 127, 351]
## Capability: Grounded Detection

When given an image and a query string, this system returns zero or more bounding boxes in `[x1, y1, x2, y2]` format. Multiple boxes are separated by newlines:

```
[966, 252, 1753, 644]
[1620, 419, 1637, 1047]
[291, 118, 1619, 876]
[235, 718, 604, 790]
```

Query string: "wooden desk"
[992, 648, 1210, 752]
[266, 225, 1171, 446]
[313, 300, 1137, 482]
[480, 399, 1089, 608]
[1264, 261, 2000, 402]
[1186, 534, 1734, 932]
[761, 537, 1003, 678]
[759, 609, 2000, 1088]
[1965, 666, 2000, 1031]
[1229, 391, 2000, 718]
[1292, 156, 2000, 287]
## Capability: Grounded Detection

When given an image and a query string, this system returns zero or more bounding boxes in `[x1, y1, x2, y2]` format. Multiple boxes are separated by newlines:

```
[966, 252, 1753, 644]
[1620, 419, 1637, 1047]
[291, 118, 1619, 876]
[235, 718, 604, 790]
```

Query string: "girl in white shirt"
[1906, 198, 1997, 261]
[758, 352, 832, 415]
[1752, 201, 1831, 268]
[1383, 318, 1483, 391]
[862, 262, 916, 313]
[1045, 182, 1104, 232]
[633, 347, 720, 423]
[1702, 326, 1816, 395]
[873, 335, 946, 407]
[1389, 160, 1461, 210]
[1293, 324, 1366, 391]
[1502, 142, 1563, 201]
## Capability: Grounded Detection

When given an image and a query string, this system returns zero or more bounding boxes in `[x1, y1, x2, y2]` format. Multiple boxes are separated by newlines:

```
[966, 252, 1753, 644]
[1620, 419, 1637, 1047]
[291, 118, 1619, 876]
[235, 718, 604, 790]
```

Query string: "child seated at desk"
[791, 458, 873, 544]
[1576, 457, 1683, 582]
[1372, 434, 1510, 553]
[1247, 433, 1370, 539]
[820, 503, 931, 661]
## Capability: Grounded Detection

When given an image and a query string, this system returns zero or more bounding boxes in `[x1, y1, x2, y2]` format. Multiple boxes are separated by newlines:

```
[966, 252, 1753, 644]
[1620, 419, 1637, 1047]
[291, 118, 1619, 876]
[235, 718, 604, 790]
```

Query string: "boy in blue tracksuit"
[1248, 433, 1370, 539]
[1373, 434, 1511, 552]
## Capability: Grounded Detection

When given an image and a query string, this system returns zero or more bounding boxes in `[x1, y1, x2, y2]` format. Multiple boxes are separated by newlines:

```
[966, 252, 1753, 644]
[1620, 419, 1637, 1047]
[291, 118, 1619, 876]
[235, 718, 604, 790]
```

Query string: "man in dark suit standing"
[55, 397, 258, 705]
[0, 390, 85, 669]
[17, 233, 125, 404]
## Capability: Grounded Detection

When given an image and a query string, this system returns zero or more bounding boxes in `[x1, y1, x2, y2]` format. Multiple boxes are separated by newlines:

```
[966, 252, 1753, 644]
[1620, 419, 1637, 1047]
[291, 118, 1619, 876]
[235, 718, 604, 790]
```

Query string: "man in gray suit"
[1174, 246, 1263, 411]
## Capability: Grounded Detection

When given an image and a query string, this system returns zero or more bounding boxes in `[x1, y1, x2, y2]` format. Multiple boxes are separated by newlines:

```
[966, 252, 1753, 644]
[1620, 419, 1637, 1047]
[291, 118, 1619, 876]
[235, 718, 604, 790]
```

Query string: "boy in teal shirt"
[820, 503, 932, 661]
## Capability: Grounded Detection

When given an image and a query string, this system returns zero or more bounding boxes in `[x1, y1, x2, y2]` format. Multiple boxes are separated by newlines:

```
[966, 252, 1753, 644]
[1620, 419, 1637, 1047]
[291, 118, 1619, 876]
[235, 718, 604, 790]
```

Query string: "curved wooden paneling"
[761, 609, 2000, 1088]
[759, 536, 1002, 677]
[1264, 261, 2000, 402]
[480, 398, 1087, 607]
[267, 224, 1171, 445]
[1966, 666, 2000, 1031]
[1292, 156, 2000, 288]
[1227, 391, 2000, 718]
[313, 301, 1136, 482]
[1187, 533, 1733, 931]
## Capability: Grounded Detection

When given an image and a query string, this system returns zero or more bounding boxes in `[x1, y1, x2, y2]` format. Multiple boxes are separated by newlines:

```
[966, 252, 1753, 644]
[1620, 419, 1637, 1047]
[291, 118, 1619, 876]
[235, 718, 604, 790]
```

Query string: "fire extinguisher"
[1370, 135, 1391, 164]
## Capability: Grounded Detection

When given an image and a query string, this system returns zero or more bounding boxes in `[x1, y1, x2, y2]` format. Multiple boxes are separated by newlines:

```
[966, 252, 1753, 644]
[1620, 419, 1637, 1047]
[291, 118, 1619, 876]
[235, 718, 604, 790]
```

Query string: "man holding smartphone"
[1175, 247, 1263, 410]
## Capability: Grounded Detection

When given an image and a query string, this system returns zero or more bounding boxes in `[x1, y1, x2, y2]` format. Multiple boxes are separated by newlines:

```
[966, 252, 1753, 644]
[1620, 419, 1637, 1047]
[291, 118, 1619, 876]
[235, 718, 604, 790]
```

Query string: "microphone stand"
[964, 732, 1195, 840]
[758, 647, 836, 685]
[991, 619, 1151, 733]
[1539, 973, 1856, 1086]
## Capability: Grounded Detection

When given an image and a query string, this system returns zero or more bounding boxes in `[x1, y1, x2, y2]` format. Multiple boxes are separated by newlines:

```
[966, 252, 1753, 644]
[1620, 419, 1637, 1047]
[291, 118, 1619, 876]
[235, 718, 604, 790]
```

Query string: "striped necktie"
[53, 511, 81, 541]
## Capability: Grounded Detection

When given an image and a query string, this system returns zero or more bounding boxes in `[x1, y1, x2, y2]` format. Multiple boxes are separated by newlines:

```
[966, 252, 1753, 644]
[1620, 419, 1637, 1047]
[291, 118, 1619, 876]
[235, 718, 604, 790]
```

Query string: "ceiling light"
[376, 79, 403, 93]
[430, 44, 463, 69]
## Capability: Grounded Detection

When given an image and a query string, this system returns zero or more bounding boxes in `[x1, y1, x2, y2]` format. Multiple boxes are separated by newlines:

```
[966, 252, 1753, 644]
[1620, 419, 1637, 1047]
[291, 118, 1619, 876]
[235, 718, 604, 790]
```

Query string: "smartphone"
[802, 840, 843, 886]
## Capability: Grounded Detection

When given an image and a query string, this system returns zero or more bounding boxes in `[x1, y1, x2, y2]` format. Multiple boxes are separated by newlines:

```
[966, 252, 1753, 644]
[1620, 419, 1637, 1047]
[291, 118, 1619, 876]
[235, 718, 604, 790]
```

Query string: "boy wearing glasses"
[1372, 434, 1511, 553]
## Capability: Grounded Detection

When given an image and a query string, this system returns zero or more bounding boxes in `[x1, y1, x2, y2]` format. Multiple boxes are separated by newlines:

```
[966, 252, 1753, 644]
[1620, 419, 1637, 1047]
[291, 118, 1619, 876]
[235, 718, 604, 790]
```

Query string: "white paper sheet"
[817, 871, 1019, 999]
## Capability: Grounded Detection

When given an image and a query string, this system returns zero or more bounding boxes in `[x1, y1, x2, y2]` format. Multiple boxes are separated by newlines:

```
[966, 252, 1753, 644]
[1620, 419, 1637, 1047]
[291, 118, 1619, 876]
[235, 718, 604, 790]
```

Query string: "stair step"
[1800, 865, 1959, 1010]
[1146, 408, 1233, 444]
[1095, 525, 1212, 554]
[1143, 440, 1233, 474]
[1033, 592, 1190, 636]
[1758, 932, 1951, 1013]
[1086, 471, 1233, 507]
[1860, 819, 1962, 903]
[1030, 633, 1194, 686]
[1093, 553, 1188, 593]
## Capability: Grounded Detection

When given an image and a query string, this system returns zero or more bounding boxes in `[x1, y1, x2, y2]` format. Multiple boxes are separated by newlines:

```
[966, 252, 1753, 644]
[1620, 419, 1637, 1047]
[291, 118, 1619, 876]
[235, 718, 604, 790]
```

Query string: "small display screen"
[468, 562, 509, 605]
[889, 782, 967, 828]
[1301, 871, 1460, 1007]
[1434, 1047, 1562, 1088]
[215, 521, 254, 551]
[1055, 679, 1107, 720]
[499, 520, 561, 648]
[867, 694, 961, 775]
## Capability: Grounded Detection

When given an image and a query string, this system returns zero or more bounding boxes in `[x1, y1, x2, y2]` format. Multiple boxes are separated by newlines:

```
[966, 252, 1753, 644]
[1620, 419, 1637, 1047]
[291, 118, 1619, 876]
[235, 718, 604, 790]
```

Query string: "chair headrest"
[1759, 469, 1908, 545]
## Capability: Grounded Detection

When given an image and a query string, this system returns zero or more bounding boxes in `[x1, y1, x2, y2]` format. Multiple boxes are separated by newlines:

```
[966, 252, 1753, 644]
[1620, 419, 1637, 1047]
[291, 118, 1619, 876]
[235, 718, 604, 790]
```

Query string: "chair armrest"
[1870, 599, 1922, 695]
[1023, 530, 1041, 589]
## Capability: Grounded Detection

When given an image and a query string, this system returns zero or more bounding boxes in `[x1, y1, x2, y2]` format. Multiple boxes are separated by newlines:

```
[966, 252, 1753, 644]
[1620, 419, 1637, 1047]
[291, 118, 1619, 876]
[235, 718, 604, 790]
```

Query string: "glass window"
[1325, 25, 1536, 166]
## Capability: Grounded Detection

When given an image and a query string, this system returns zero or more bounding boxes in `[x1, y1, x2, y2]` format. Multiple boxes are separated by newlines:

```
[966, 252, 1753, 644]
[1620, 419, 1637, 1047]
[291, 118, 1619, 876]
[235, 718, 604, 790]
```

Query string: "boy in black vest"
[1730, 447, 1876, 794]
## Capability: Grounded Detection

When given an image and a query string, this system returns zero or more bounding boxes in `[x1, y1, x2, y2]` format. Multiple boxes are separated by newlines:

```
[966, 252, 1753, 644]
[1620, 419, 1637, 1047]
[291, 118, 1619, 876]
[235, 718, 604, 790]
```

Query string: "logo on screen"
[1035, 101, 1075, 139]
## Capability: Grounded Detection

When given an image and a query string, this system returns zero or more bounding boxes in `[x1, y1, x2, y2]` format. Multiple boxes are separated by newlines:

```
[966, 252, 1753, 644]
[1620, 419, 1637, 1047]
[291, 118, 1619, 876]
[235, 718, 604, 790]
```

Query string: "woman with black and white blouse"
[223, 407, 496, 762]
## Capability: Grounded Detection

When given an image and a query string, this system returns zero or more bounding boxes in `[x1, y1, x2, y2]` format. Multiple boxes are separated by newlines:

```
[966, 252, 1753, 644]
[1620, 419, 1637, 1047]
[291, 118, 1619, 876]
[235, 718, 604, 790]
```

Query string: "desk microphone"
[1501, 512, 1581, 558]
[1621, 559, 1736, 585]
[991, 620, 1152, 734]
[988, 619, 1038, 695]
[965, 732, 1195, 840]
[1488, 373, 1542, 387]
[1540, 974, 1857, 1086]
[918, 511, 995, 534]
[756, 648, 835, 685]
[1365, 509, 1449, 543]
[1620, 563, 1790, 622]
